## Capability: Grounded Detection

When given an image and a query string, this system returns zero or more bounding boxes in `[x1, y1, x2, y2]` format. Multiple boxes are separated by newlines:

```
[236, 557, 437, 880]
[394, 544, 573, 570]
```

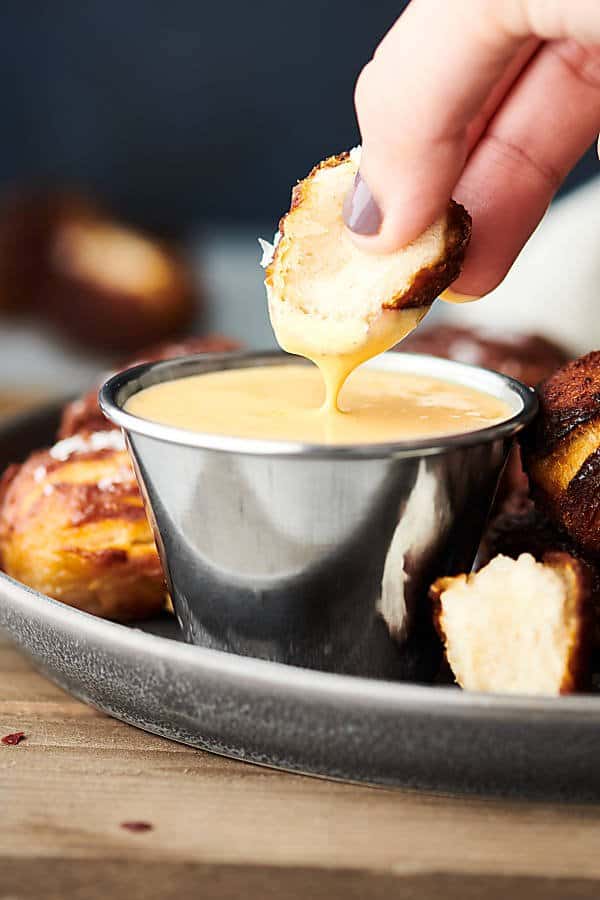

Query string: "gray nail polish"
[342, 171, 383, 235]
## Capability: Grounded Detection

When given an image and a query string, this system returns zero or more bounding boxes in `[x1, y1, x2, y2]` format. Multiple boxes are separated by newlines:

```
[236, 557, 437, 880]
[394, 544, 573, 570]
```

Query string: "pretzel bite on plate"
[58, 334, 242, 439]
[0, 431, 165, 621]
[521, 352, 600, 556]
[430, 553, 592, 695]
[262, 147, 471, 359]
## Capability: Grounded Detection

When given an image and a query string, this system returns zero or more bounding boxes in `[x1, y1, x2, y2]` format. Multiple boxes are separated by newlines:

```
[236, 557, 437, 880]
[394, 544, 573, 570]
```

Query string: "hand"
[343, 0, 600, 297]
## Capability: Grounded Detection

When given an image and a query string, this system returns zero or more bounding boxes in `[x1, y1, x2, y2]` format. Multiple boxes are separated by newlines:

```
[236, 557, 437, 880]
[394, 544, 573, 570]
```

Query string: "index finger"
[349, 0, 600, 253]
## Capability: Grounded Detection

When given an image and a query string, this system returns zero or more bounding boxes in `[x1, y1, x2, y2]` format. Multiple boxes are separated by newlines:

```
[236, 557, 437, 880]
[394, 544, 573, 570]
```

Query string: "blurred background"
[0, 0, 598, 398]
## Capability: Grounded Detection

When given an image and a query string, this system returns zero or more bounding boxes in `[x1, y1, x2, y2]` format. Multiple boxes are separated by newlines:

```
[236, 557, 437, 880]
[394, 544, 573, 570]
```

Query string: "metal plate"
[2, 403, 600, 801]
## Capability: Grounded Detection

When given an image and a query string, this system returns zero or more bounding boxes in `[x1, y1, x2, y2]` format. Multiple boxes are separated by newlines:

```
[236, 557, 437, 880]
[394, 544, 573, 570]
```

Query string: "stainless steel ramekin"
[100, 351, 537, 682]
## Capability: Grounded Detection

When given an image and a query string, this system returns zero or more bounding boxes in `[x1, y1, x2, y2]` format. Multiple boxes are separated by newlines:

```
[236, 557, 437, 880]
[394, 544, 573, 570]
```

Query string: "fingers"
[345, 0, 528, 252]
[453, 40, 600, 295]
[346, 0, 600, 255]
[464, 37, 541, 154]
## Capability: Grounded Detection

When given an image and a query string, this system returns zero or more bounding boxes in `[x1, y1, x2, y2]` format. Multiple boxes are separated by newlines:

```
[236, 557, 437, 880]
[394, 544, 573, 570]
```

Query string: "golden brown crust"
[428, 575, 459, 649]
[559, 447, 600, 555]
[520, 351, 600, 556]
[58, 334, 242, 439]
[0, 440, 166, 621]
[541, 552, 593, 694]
[522, 351, 600, 456]
[383, 200, 471, 311]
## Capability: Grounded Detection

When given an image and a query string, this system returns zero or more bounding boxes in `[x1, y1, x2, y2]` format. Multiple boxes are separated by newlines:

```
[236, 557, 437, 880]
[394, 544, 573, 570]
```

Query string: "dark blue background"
[1, 2, 595, 234]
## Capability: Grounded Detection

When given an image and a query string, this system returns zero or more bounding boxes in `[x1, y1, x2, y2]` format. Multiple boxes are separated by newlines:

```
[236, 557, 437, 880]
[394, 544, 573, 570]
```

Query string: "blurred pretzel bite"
[44, 204, 196, 354]
[0, 189, 74, 312]
[58, 334, 242, 439]
[261, 147, 471, 359]
[0, 431, 166, 621]
[520, 351, 600, 556]
[430, 553, 592, 695]
[400, 325, 569, 388]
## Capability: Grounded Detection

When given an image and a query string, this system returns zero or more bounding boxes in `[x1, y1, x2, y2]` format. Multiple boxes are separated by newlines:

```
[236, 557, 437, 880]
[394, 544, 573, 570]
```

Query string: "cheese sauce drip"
[271, 305, 429, 412]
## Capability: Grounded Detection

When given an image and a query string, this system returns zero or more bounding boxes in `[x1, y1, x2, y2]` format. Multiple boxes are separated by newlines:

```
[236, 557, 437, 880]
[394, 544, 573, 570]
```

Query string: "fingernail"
[343, 172, 382, 235]
[440, 288, 479, 304]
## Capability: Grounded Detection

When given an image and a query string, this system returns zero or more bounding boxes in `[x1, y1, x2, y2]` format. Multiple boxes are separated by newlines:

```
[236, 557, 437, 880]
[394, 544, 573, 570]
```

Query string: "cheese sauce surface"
[126, 363, 511, 445]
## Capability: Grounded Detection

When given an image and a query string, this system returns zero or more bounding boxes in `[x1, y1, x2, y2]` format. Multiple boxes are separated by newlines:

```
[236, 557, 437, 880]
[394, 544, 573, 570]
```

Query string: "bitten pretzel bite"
[261, 148, 471, 359]
[430, 553, 592, 695]
[0, 431, 165, 621]
[58, 334, 242, 439]
[521, 351, 600, 556]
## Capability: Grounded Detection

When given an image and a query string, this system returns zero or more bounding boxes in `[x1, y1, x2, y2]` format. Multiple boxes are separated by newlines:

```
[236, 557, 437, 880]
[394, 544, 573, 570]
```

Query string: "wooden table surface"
[1, 633, 600, 900]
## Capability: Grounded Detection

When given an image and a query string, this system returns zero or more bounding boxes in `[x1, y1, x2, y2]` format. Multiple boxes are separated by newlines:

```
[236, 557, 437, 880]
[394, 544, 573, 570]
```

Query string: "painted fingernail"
[343, 172, 382, 235]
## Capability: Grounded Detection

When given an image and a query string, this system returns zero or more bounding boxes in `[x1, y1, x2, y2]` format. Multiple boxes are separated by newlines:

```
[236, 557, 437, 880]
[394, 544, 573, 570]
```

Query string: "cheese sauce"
[126, 363, 511, 445]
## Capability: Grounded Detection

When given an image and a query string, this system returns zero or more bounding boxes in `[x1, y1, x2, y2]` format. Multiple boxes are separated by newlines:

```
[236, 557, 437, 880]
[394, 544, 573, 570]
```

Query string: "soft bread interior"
[265, 149, 468, 357]
[434, 554, 587, 696]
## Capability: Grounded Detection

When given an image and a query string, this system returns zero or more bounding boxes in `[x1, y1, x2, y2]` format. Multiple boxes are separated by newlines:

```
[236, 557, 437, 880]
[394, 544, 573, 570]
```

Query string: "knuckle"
[481, 133, 564, 191]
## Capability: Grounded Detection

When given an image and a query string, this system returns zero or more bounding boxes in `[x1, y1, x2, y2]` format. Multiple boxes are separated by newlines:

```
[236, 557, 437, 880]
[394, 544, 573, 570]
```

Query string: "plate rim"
[3, 566, 600, 722]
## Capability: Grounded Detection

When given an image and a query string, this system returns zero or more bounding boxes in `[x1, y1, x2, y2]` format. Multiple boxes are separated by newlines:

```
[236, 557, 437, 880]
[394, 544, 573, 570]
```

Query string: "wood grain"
[2, 633, 600, 898]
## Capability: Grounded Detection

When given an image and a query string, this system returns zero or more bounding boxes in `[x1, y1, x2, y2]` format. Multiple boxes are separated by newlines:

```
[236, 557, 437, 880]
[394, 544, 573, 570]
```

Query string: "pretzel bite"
[58, 334, 242, 439]
[0, 188, 197, 350]
[261, 148, 471, 359]
[430, 553, 592, 695]
[44, 206, 196, 353]
[0, 431, 165, 621]
[521, 352, 600, 556]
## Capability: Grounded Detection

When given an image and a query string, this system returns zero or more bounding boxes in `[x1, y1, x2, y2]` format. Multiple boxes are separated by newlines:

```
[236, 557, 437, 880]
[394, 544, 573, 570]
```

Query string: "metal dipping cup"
[100, 351, 537, 682]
